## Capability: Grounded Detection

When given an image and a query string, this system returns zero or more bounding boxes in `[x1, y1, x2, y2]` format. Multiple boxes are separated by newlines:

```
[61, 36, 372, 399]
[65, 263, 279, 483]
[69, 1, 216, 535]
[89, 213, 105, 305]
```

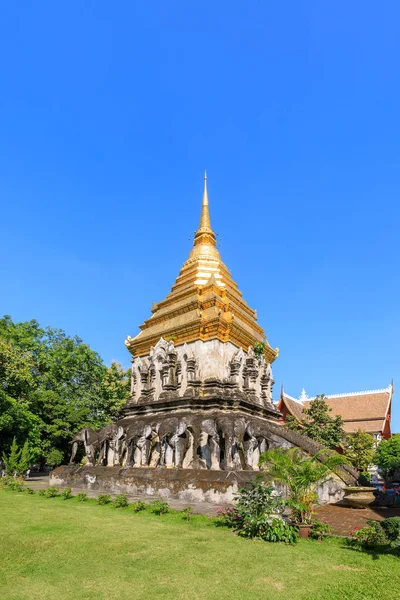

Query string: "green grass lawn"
[0, 489, 399, 600]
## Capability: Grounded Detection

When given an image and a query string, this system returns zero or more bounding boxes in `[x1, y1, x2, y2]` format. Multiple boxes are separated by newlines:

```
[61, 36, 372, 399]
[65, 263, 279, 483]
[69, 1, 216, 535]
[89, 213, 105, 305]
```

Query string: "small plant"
[76, 492, 88, 502]
[38, 489, 46, 496]
[45, 487, 59, 498]
[150, 500, 170, 515]
[216, 506, 242, 528]
[131, 500, 147, 512]
[97, 494, 112, 505]
[259, 447, 348, 525]
[182, 506, 193, 521]
[60, 487, 73, 500]
[309, 520, 331, 541]
[114, 493, 129, 508]
[26, 487, 35, 495]
[253, 342, 266, 358]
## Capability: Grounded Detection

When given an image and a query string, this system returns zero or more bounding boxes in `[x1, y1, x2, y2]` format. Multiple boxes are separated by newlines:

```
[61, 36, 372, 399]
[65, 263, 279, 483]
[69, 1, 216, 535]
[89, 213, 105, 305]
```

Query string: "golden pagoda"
[125, 172, 278, 364]
[62, 174, 358, 503]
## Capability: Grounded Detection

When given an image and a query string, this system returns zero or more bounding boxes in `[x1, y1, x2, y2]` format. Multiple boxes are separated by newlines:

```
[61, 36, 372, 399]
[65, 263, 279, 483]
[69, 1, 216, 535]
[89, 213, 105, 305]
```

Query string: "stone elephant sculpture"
[216, 416, 247, 470]
[70, 427, 100, 466]
[158, 418, 192, 468]
[199, 419, 220, 470]
[125, 422, 160, 467]
[97, 424, 123, 467]
[243, 421, 269, 470]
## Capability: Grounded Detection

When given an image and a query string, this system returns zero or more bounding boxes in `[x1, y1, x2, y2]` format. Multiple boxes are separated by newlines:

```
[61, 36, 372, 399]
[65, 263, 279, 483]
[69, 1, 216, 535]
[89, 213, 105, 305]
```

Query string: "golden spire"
[194, 170, 216, 247]
[125, 171, 279, 364]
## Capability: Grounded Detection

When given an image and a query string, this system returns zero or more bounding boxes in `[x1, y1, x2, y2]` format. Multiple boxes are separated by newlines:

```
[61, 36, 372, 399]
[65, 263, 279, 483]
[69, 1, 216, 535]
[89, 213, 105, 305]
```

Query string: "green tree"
[343, 429, 376, 472]
[287, 395, 344, 449]
[375, 434, 400, 478]
[2, 437, 31, 476]
[0, 315, 130, 464]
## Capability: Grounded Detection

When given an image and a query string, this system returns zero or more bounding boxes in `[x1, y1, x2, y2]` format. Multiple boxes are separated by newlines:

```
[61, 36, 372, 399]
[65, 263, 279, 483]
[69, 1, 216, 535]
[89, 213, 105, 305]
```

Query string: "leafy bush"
[114, 493, 129, 508]
[45, 487, 59, 498]
[131, 500, 147, 512]
[216, 483, 298, 543]
[4, 478, 25, 492]
[182, 506, 193, 521]
[26, 487, 35, 494]
[380, 517, 400, 543]
[351, 521, 388, 548]
[60, 487, 73, 500]
[97, 494, 112, 505]
[150, 500, 170, 515]
[351, 517, 400, 550]
[309, 520, 331, 541]
[38, 489, 46, 496]
[76, 492, 88, 502]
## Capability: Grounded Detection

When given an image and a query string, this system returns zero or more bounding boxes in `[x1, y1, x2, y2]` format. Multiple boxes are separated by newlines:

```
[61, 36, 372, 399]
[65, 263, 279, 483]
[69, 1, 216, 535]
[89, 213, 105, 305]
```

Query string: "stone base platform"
[51, 465, 259, 504]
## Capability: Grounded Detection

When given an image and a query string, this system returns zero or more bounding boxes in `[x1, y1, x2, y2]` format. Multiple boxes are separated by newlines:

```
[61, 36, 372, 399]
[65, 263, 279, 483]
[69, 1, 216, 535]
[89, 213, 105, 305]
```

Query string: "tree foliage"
[375, 434, 400, 478]
[343, 429, 376, 472]
[2, 437, 32, 476]
[286, 395, 344, 449]
[0, 315, 130, 464]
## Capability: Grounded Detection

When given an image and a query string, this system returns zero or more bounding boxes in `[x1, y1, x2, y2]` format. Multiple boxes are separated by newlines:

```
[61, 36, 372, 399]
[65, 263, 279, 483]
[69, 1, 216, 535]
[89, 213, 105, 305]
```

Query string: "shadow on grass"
[341, 538, 400, 561]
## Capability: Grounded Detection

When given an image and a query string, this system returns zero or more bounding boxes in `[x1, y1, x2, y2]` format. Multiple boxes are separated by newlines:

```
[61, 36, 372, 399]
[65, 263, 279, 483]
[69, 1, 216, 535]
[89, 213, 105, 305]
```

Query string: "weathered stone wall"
[51, 464, 347, 505]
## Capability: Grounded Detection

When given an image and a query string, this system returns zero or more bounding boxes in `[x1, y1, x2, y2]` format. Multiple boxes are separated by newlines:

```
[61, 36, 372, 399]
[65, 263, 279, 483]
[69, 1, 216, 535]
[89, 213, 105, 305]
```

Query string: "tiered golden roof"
[125, 173, 278, 363]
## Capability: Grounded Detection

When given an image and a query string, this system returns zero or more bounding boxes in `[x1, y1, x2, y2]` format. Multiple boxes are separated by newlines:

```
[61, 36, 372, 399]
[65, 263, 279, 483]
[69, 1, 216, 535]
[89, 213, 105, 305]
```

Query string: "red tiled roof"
[279, 387, 392, 435]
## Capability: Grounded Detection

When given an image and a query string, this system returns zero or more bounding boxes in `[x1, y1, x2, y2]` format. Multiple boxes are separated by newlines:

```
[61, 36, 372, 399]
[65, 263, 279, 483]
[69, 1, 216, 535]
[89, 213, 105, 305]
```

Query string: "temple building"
[55, 174, 357, 503]
[277, 385, 393, 444]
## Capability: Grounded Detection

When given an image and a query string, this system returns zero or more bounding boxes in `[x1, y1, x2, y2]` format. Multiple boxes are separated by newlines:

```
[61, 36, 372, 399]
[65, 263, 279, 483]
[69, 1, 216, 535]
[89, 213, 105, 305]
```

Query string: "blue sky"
[1, 2, 399, 429]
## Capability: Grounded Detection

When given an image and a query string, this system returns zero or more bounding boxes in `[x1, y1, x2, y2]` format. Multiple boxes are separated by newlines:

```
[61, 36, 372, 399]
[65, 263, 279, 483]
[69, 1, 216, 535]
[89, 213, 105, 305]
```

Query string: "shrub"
[352, 521, 388, 548]
[4, 479, 25, 492]
[38, 489, 46, 496]
[351, 517, 400, 550]
[131, 500, 147, 512]
[182, 506, 193, 521]
[45, 487, 59, 498]
[26, 487, 35, 495]
[380, 517, 400, 544]
[76, 492, 88, 502]
[216, 483, 298, 543]
[150, 500, 170, 515]
[309, 520, 331, 541]
[97, 494, 112, 505]
[114, 493, 129, 508]
[60, 487, 73, 500]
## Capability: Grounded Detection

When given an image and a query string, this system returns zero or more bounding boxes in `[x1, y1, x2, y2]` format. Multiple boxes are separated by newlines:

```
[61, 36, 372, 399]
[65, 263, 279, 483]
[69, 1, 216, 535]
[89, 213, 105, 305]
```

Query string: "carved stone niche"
[228, 347, 245, 388]
[181, 343, 200, 397]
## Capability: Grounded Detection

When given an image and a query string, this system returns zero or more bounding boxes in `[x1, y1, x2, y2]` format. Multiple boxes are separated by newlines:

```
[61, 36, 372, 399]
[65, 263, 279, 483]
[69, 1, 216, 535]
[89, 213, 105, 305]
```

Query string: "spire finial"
[193, 171, 216, 247]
